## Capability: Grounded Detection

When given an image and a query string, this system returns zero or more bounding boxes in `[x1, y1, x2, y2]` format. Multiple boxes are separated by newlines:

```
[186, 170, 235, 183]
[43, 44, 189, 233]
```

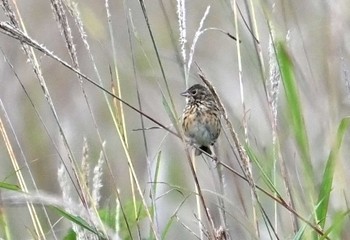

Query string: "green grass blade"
[161, 215, 175, 240]
[0, 182, 21, 191]
[293, 223, 307, 240]
[320, 210, 350, 240]
[54, 207, 104, 238]
[316, 117, 350, 229]
[276, 41, 314, 182]
[245, 145, 281, 196]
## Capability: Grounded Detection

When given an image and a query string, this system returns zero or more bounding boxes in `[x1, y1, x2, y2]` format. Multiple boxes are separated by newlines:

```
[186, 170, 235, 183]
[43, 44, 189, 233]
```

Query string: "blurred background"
[0, 0, 350, 239]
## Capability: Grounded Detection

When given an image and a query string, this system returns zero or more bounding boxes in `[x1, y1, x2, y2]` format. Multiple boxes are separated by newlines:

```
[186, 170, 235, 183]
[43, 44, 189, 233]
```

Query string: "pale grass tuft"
[341, 57, 350, 98]
[92, 142, 106, 208]
[65, 0, 106, 90]
[57, 163, 73, 206]
[186, 6, 210, 80]
[115, 189, 120, 236]
[57, 139, 92, 240]
[2, 191, 79, 214]
[267, 31, 281, 232]
[57, 163, 87, 239]
[50, 0, 78, 66]
[1, 190, 118, 239]
[81, 138, 90, 189]
[177, 0, 187, 77]
[267, 35, 280, 125]
[58, 138, 108, 239]
[64, 1, 88, 44]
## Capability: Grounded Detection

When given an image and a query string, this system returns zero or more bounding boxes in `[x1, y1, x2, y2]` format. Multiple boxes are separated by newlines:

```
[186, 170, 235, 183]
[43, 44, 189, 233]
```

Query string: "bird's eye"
[191, 89, 197, 95]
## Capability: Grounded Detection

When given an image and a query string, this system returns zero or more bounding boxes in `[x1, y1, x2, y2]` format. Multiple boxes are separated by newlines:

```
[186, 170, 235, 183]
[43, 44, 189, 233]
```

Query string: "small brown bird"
[181, 84, 221, 156]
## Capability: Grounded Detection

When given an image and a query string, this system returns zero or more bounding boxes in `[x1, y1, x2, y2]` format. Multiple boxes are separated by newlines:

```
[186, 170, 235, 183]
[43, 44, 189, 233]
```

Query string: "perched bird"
[181, 84, 221, 156]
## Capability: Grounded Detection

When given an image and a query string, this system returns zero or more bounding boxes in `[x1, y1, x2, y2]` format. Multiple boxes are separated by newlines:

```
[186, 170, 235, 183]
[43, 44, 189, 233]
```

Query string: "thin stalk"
[0, 109, 44, 239]
[192, 150, 204, 240]
[138, 0, 179, 129]
[105, 1, 138, 224]
[231, 0, 259, 237]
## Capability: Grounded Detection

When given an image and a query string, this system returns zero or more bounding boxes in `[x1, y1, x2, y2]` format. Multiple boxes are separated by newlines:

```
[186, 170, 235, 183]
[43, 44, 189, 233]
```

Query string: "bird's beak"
[180, 90, 189, 97]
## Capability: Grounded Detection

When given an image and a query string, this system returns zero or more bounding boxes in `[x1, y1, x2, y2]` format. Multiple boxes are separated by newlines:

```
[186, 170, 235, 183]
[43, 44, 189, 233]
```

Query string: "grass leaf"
[276, 41, 314, 182]
[320, 210, 350, 240]
[316, 117, 350, 228]
[54, 207, 104, 238]
[0, 182, 21, 191]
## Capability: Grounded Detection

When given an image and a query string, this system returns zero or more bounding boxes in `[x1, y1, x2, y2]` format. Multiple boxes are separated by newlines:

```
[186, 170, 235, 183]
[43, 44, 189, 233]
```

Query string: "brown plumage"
[181, 84, 221, 156]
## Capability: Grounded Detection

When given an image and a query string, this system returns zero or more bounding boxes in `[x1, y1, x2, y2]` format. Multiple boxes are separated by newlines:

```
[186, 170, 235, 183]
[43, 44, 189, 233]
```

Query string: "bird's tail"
[195, 145, 212, 156]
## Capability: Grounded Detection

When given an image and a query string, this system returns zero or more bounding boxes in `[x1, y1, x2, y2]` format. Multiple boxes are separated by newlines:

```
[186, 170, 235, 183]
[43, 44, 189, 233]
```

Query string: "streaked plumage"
[181, 84, 221, 156]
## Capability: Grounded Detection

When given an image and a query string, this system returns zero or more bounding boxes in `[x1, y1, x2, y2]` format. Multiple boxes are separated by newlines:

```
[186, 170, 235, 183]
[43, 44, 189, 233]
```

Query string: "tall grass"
[0, 0, 349, 239]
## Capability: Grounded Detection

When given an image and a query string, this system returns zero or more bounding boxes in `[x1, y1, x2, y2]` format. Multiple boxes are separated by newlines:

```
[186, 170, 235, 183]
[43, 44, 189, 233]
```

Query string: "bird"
[181, 84, 221, 156]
